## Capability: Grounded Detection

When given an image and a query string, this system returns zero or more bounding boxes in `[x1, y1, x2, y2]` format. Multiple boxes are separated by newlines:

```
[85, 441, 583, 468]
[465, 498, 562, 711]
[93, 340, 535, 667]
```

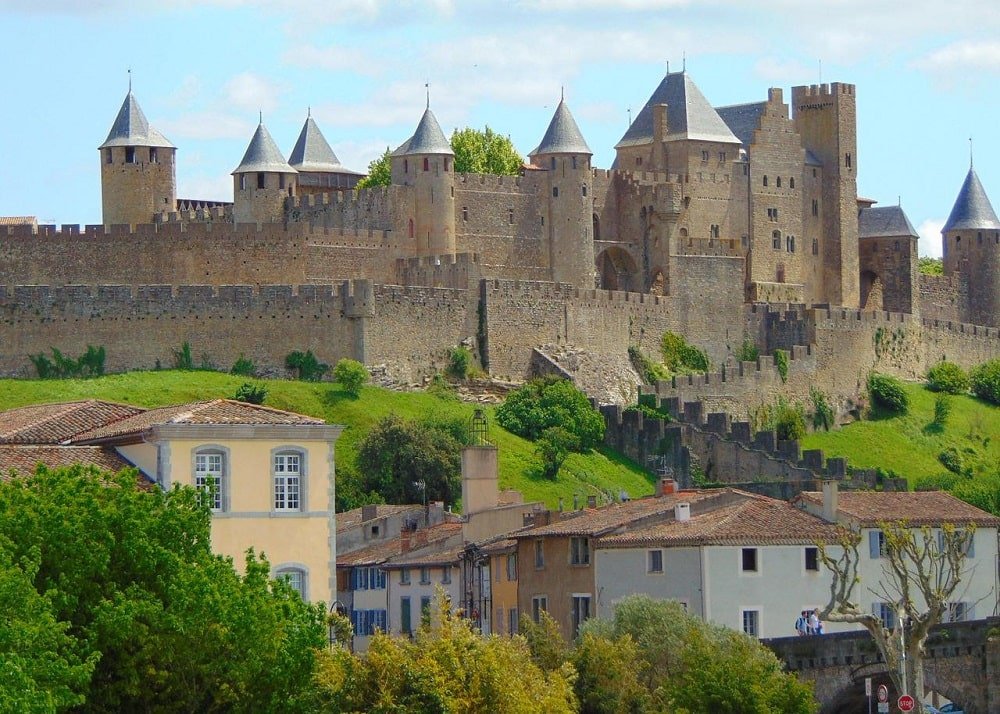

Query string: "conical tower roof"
[529, 98, 591, 157]
[99, 91, 174, 149]
[232, 122, 297, 175]
[943, 167, 1000, 232]
[616, 71, 739, 148]
[393, 108, 453, 156]
[289, 116, 358, 173]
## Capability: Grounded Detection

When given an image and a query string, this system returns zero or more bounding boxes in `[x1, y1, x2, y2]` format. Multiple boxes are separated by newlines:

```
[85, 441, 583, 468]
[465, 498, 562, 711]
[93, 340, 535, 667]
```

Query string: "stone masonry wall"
[919, 273, 968, 324]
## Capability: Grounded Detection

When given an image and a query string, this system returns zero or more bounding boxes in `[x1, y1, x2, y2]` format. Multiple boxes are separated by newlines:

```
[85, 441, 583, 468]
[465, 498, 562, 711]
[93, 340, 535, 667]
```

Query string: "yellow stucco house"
[0, 398, 343, 604]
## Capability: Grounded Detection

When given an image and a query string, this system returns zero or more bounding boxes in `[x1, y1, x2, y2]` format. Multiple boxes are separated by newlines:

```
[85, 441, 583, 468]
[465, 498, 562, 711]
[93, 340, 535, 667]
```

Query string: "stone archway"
[596, 247, 639, 292]
[861, 270, 884, 311]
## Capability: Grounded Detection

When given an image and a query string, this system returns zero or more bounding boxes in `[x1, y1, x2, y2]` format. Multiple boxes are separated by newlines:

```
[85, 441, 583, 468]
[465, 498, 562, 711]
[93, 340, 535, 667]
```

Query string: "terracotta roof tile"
[797, 490, 1000, 527]
[337, 523, 463, 567]
[600, 497, 840, 548]
[0, 216, 36, 226]
[385, 544, 465, 568]
[336, 504, 423, 533]
[0, 445, 134, 479]
[0, 400, 145, 444]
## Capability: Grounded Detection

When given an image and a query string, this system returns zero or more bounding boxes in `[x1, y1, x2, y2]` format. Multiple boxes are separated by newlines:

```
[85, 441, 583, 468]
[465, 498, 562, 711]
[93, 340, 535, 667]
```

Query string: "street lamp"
[329, 599, 347, 647]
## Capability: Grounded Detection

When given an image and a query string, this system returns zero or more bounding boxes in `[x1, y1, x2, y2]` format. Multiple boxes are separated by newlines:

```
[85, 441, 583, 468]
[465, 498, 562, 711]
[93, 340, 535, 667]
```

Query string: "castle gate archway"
[596, 246, 639, 292]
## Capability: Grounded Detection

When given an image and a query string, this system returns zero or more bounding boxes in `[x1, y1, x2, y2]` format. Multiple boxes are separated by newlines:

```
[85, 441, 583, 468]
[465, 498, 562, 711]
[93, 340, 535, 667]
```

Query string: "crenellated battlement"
[0, 221, 392, 243]
[922, 317, 1000, 341]
[793, 82, 855, 99]
[455, 173, 531, 193]
[286, 185, 392, 211]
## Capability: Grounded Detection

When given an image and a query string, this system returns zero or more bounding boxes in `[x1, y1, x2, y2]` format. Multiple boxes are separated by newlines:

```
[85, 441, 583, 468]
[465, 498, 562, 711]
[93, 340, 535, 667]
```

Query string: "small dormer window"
[149, 147, 158, 164]
[257, 173, 266, 189]
[125, 146, 136, 164]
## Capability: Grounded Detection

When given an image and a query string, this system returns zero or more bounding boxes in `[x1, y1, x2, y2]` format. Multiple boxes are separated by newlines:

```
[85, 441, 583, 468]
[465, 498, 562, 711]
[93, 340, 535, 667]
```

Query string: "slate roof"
[288, 116, 362, 174]
[529, 99, 592, 157]
[715, 101, 766, 149]
[0, 445, 134, 480]
[858, 205, 919, 238]
[616, 71, 740, 148]
[337, 523, 463, 567]
[71, 399, 324, 443]
[599, 496, 840, 548]
[942, 168, 1000, 232]
[393, 108, 453, 156]
[99, 92, 174, 149]
[0, 400, 144, 445]
[336, 504, 423, 533]
[797, 490, 1000, 527]
[232, 122, 297, 175]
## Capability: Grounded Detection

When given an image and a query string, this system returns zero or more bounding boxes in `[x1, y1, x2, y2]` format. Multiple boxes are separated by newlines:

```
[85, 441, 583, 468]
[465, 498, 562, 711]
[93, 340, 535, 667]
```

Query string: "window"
[572, 156, 577, 169]
[552, 186, 559, 198]
[257, 172, 266, 189]
[408, 218, 414, 239]
[786, 235, 795, 253]
[105, 148, 113, 164]
[776, 176, 782, 188]
[845, 153, 852, 168]
[551, 157, 556, 170]
[812, 239, 819, 256]
[509, 608, 519, 635]
[149, 147, 158, 163]
[719, 151, 726, 162]
[868, 530, 887, 559]
[582, 184, 587, 197]
[423, 157, 429, 172]
[371, 524, 380, 537]
[873, 602, 896, 629]
[534, 539, 544, 569]
[400, 568, 411, 585]
[273, 451, 302, 511]
[401, 596, 412, 634]
[420, 567, 430, 585]
[506, 553, 517, 581]
[350, 566, 386, 591]
[404, 159, 408, 173]
[741, 547, 758, 573]
[812, 167, 817, 177]
[279, 173, 286, 190]
[441, 565, 452, 584]
[789, 177, 795, 189]
[710, 224, 720, 240]
[276, 567, 307, 599]
[351, 608, 387, 637]
[701, 150, 709, 162]
[805, 547, 819, 571]
[570, 537, 590, 565]
[444, 157, 449, 172]
[508, 208, 514, 224]
[462, 206, 469, 221]
[239, 174, 247, 191]
[571, 594, 591, 634]
[772, 230, 781, 250]
[531, 595, 548, 623]
[125, 146, 136, 164]
[763, 175, 769, 187]
[742, 609, 760, 637]
[978, 231, 983, 245]
[496, 607, 504, 634]
[648, 549, 663, 573]
[767, 208, 778, 221]
[812, 199, 818, 216]
[945, 602, 974, 623]
[635, 156, 642, 166]
[194, 450, 225, 511]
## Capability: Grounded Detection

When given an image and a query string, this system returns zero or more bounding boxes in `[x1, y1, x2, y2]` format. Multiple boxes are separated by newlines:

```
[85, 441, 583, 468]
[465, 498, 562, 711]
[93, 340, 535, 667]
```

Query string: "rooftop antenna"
[307, 106, 311, 118]
[627, 106, 632, 127]
[682, 52, 686, 72]
[259, 110, 262, 124]
[665, 60, 669, 74]
[898, 195, 901, 207]
[970, 137, 974, 169]
[425, 81, 430, 109]
[128, 67, 132, 92]
[561, 85, 564, 102]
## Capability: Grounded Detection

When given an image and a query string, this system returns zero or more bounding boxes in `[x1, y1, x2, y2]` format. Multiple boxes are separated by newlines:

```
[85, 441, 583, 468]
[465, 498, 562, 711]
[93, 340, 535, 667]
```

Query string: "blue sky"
[2, 0, 999, 258]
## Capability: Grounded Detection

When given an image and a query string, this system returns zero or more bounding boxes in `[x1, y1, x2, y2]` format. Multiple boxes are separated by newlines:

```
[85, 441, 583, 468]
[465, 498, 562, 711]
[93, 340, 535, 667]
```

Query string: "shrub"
[536, 426, 581, 479]
[937, 447, 966, 476]
[232, 382, 268, 405]
[333, 358, 369, 397]
[774, 349, 789, 383]
[660, 331, 710, 373]
[775, 402, 806, 441]
[446, 346, 471, 380]
[230, 354, 257, 377]
[867, 373, 909, 415]
[628, 346, 671, 385]
[971, 359, 1000, 405]
[496, 377, 605, 450]
[926, 361, 969, 394]
[735, 338, 759, 363]
[285, 350, 329, 381]
[931, 394, 952, 430]
[29, 345, 106, 379]
[426, 373, 459, 401]
[172, 342, 194, 370]
[810, 388, 834, 431]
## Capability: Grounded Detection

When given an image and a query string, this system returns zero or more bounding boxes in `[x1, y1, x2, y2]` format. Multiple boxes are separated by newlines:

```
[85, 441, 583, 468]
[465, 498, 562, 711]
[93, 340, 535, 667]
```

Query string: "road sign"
[865, 678, 872, 696]
[877, 685, 889, 703]
[877, 705, 889, 714]
[898, 694, 916, 712]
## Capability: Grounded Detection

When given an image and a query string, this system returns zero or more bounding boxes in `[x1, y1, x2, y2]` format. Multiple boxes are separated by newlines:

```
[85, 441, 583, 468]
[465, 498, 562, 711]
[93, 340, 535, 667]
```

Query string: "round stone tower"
[232, 120, 297, 224]
[390, 106, 455, 256]
[942, 166, 1000, 327]
[99, 90, 176, 226]
[529, 97, 595, 289]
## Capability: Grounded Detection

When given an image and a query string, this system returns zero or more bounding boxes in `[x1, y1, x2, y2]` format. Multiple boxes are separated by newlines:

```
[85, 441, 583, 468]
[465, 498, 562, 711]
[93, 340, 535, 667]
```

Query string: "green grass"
[0, 371, 655, 508]
[802, 382, 1000, 484]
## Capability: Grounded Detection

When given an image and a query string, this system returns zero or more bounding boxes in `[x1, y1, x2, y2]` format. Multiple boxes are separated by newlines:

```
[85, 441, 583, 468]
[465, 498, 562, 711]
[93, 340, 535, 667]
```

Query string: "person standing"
[795, 610, 807, 636]
[808, 609, 820, 635]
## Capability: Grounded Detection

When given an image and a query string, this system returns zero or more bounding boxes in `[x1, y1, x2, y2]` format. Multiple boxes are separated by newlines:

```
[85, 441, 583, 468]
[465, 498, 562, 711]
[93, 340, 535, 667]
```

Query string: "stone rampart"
[395, 252, 482, 290]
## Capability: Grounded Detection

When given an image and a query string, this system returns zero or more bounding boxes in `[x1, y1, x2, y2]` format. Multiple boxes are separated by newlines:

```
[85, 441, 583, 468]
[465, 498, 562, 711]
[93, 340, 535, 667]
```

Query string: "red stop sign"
[898, 694, 915, 712]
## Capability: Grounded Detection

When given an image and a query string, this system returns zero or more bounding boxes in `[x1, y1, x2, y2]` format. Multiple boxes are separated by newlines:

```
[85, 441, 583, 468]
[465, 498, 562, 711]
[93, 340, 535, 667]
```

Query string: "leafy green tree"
[971, 358, 1000, 405]
[357, 414, 462, 504]
[536, 425, 580, 478]
[230, 353, 257, 377]
[285, 349, 330, 381]
[0, 465, 328, 712]
[332, 358, 369, 397]
[868, 372, 909, 414]
[571, 631, 650, 714]
[496, 377, 605, 449]
[918, 256, 943, 275]
[451, 126, 523, 175]
[355, 146, 391, 189]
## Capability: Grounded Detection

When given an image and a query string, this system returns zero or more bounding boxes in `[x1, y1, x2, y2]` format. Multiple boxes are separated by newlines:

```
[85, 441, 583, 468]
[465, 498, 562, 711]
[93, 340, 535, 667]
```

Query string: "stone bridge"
[765, 618, 1000, 713]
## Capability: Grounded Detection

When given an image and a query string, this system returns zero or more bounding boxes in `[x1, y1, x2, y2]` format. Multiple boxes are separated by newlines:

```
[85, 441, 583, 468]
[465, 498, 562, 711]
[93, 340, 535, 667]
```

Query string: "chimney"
[400, 531, 412, 553]
[822, 480, 839, 523]
[587, 495, 598, 509]
[657, 478, 678, 497]
[361, 504, 377, 522]
[652, 103, 669, 145]
[674, 502, 691, 522]
[461, 444, 499, 516]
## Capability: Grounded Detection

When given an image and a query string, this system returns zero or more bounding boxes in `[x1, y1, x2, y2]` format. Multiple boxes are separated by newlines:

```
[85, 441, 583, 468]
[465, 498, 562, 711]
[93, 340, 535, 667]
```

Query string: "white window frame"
[571, 593, 592, 634]
[741, 607, 761, 638]
[648, 549, 664, 574]
[193, 446, 229, 512]
[275, 563, 309, 601]
[272, 447, 306, 512]
[740, 547, 760, 575]
[441, 565, 452, 584]
[531, 595, 548, 623]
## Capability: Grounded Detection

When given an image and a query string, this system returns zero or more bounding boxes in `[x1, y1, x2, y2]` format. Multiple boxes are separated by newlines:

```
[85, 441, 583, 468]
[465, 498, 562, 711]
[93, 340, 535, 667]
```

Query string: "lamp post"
[329, 599, 346, 647]
[898, 607, 908, 699]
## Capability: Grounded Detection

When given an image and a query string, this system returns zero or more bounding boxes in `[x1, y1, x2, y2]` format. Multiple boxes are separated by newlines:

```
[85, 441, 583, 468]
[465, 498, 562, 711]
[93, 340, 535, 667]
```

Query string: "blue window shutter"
[868, 531, 880, 559]
[967, 534, 975, 558]
[350, 569, 358, 590]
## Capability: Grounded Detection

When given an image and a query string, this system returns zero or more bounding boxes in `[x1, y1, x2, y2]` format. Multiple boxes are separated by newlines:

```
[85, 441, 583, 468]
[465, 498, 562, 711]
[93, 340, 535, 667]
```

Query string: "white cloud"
[281, 43, 382, 75]
[913, 41, 1000, 74]
[159, 112, 254, 141]
[223, 72, 282, 114]
[176, 173, 233, 203]
[917, 218, 945, 258]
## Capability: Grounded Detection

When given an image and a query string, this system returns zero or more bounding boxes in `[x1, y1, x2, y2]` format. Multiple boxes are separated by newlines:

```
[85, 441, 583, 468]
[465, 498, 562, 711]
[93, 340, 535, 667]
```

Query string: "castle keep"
[1, 71, 998, 406]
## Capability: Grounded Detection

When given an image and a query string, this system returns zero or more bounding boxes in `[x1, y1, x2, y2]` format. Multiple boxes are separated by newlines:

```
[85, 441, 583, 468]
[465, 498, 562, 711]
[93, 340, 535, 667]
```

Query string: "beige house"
[0, 399, 343, 604]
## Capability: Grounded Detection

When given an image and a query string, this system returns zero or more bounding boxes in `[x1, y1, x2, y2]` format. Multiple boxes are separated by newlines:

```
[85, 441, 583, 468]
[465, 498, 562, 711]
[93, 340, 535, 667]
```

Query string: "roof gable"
[99, 92, 174, 149]
[232, 123, 297, 175]
[943, 168, 1000, 232]
[859, 205, 919, 238]
[797, 490, 1000, 527]
[529, 99, 592, 157]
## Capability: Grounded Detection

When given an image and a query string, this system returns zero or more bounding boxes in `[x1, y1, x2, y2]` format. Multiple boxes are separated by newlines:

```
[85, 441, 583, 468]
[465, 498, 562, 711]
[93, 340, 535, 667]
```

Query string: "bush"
[809, 388, 834, 431]
[971, 359, 1000, 405]
[332, 358, 368, 396]
[931, 394, 952, 430]
[232, 382, 267, 405]
[536, 426, 581, 479]
[937, 447, 966, 476]
[751, 398, 805, 441]
[495, 377, 605, 450]
[867, 373, 909, 415]
[172, 342, 195, 370]
[735, 338, 759, 363]
[660, 331, 710, 373]
[230, 354, 257, 377]
[446, 346, 471, 380]
[774, 349, 789, 383]
[285, 350, 329, 382]
[628, 346, 671, 385]
[29, 345, 106, 379]
[926, 361, 969, 394]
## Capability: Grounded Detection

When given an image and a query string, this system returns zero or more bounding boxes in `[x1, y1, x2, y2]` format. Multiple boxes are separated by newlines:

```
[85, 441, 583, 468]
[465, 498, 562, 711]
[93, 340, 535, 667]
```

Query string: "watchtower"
[232, 120, 297, 224]
[99, 90, 176, 226]
[529, 96, 595, 289]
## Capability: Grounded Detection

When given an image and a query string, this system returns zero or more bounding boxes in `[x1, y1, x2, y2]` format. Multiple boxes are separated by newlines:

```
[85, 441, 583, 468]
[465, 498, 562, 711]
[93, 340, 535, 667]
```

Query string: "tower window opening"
[719, 151, 726, 163]
[125, 146, 136, 164]
[404, 159, 408, 174]
[582, 184, 587, 197]
[845, 153, 852, 168]
[786, 235, 795, 253]
[149, 147, 158, 163]
[789, 177, 795, 189]
[279, 174, 285, 190]
[776, 176, 782, 188]
[763, 175, 768, 187]
[772, 230, 781, 250]
[508, 208, 514, 224]
[257, 173, 266, 189]
[701, 150, 709, 162]
[239, 174, 247, 191]
[551, 157, 557, 170]
[105, 149, 112, 164]
[423, 157, 429, 172]
[812, 199, 818, 216]
[978, 231, 983, 244]
[636, 157, 642, 166]
[812, 168, 817, 177]
[572, 156, 577, 169]
[710, 224, 720, 239]
[444, 157, 450, 172]
[553, 186, 559, 198]
[812, 239, 819, 255]
[462, 206, 469, 222]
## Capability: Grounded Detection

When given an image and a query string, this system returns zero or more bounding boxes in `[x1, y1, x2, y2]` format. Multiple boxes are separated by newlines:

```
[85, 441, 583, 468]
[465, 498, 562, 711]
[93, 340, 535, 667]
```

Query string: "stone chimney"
[657, 478, 678, 497]
[674, 502, 691, 522]
[401, 531, 412, 553]
[361, 504, 378, 522]
[461, 445, 499, 516]
[821, 480, 839, 523]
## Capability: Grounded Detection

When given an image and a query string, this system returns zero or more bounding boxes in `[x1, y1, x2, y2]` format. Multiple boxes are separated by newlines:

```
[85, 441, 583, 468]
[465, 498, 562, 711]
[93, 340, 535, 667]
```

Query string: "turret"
[288, 113, 363, 193]
[390, 106, 455, 256]
[529, 97, 595, 289]
[232, 120, 297, 224]
[99, 89, 176, 226]
[942, 167, 1000, 327]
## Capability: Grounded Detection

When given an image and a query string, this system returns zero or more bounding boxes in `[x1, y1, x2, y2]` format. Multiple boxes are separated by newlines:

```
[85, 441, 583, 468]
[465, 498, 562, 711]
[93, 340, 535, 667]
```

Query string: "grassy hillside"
[0, 371, 655, 509]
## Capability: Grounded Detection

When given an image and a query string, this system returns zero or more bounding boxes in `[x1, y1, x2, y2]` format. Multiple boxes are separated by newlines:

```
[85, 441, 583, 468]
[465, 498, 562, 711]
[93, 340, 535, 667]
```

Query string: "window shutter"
[868, 531, 880, 559]
[966, 534, 975, 558]
[350, 569, 358, 591]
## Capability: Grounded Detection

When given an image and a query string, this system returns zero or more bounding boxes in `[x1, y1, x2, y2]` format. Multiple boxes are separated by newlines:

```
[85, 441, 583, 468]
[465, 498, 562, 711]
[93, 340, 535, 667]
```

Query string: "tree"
[0, 465, 328, 712]
[571, 630, 650, 714]
[971, 358, 1000, 405]
[495, 377, 605, 449]
[332, 358, 369, 397]
[355, 146, 391, 189]
[451, 126, 523, 175]
[818, 521, 976, 711]
[356, 413, 463, 505]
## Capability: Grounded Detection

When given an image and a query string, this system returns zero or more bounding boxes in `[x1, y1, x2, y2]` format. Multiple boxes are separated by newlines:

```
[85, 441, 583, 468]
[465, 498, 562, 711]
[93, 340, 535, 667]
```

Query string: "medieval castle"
[1, 69, 998, 412]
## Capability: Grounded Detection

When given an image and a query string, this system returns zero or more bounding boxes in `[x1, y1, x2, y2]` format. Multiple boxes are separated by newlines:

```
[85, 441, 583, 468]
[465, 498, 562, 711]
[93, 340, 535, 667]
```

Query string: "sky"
[2, 1, 1000, 258]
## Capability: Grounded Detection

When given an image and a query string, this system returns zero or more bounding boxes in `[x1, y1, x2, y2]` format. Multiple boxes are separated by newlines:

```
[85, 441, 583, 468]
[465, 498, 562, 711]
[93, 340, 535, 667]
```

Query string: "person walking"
[808, 609, 821, 635]
[795, 610, 808, 636]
